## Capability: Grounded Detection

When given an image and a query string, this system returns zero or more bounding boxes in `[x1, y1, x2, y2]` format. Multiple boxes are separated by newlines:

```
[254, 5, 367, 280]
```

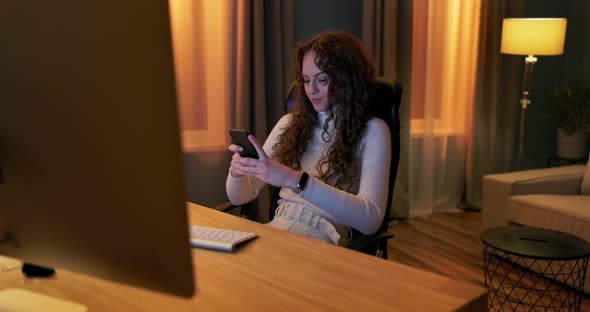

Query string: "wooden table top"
[0, 202, 487, 311]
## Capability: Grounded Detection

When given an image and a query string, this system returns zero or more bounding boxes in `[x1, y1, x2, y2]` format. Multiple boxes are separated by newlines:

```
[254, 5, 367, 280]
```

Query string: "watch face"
[298, 172, 309, 190]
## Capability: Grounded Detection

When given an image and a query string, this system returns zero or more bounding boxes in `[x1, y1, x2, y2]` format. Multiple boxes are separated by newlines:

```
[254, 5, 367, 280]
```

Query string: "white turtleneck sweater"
[226, 111, 391, 235]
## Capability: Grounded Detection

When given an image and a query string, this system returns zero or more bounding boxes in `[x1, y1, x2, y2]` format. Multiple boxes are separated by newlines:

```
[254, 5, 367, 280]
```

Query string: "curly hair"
[272, 30, 376, 191]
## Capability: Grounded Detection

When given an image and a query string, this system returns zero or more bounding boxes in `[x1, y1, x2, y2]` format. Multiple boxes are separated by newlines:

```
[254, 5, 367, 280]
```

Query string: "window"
[169, 0, 230, 151]
[410, 0, 480, 136]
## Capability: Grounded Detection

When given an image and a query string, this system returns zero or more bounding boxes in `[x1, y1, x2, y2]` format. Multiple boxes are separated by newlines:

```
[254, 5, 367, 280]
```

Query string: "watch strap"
[296, 172, 309, 191]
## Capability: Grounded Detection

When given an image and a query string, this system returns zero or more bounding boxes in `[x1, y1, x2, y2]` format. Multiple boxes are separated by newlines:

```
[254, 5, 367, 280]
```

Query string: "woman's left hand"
[230, 135, 299, 189]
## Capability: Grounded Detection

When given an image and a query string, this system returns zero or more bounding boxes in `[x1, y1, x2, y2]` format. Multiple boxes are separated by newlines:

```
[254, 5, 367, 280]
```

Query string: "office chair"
[216, 77, 402, 259]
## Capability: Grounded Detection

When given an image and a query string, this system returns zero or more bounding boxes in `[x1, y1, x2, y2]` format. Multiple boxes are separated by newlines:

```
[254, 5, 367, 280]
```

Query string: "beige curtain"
[463, 0, 524, 210]
[365, 0, 484, 219]
[169, 0, 207, 132]
[169, 0, 293, 214]
[408, 0, 482, 217]
[363, 0, 525, 217]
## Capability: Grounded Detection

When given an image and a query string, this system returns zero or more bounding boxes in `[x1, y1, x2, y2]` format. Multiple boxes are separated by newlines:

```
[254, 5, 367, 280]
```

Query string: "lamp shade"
[501, 18, 567, 55]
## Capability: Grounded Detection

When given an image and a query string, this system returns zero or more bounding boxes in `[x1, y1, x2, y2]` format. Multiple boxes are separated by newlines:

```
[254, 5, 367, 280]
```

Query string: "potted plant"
[546, 82, 590, 159]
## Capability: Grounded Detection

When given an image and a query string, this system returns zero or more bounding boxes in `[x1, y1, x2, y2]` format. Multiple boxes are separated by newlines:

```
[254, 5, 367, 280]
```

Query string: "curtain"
[168, 0, 293, 215]
[362, 0, 399, 78]
[169, 0, 235, 207]
[169, 0, 207, 132]
[229, 0, 294, 136]
[462, 0, 524, 210]
[363, 0, 525, 218]
[408, 0, 482, 217]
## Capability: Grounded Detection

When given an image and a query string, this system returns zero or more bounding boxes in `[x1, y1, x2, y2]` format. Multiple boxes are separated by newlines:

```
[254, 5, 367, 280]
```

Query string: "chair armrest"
[347, 232, 394, 258]
[212, 201, 238, 212]
[212, 201, 254, 218]
[481, 165, 585, 232]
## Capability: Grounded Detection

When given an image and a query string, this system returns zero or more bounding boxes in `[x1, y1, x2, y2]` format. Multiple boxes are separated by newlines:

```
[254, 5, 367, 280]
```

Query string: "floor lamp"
[500, 18, 567, 169]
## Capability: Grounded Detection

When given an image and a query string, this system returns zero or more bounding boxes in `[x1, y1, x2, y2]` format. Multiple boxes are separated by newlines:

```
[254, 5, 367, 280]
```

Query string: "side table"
[482, 225, 590, 311]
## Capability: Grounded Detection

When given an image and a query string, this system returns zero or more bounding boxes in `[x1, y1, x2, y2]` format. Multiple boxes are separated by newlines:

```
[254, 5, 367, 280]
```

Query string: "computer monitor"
[0, 0, 195, 298]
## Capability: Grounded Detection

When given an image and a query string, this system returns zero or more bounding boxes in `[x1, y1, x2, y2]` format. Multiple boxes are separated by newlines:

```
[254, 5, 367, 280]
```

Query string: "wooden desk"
[0, 203, 487, 311]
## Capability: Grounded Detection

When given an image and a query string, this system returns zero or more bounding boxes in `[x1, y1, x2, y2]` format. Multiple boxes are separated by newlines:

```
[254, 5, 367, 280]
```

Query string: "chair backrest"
[272, 77, 403, 235]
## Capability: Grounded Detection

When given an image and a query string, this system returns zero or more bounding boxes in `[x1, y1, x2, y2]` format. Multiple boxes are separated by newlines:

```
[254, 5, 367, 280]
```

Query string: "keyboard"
[189, 225, 257, 252]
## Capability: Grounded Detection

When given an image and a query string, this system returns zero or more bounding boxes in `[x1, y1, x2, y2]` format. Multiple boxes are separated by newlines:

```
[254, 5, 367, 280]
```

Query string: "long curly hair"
[272, 31, 376, 191]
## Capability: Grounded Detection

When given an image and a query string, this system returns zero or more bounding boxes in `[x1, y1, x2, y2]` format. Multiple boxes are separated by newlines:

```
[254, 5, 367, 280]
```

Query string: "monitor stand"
[0, 258, 87, 312]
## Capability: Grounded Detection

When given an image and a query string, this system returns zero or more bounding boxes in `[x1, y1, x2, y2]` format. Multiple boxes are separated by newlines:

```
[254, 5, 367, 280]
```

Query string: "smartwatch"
[296, 172, 309, 192]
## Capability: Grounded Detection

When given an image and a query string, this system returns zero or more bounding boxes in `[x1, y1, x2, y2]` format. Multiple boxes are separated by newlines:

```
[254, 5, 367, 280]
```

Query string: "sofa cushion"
[509, 194, 590, 225]
[581, 152, 590, 195]
[512, 171, 585, 195]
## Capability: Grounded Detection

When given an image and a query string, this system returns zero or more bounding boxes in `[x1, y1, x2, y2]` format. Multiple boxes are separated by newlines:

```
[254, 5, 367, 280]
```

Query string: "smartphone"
[229, 129, 259, 159]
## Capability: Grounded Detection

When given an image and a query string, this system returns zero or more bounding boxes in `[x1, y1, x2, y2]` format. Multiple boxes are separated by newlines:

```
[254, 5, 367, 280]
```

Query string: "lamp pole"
[518, 55, 537, 169]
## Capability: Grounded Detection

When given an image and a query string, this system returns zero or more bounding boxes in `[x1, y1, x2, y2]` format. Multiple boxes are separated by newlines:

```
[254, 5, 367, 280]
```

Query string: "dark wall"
[294, 0, 362, 42]
[183, 150, 232, 207]
[514, 0, 590, 170]
[564, 1, 590, 84]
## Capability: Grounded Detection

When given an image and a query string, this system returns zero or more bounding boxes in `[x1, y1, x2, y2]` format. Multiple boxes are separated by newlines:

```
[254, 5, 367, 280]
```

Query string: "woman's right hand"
[228, 135, 300, 190]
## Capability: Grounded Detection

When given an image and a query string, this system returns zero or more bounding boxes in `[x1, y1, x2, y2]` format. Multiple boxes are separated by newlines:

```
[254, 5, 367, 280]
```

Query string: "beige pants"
[268, 204, 350, 245]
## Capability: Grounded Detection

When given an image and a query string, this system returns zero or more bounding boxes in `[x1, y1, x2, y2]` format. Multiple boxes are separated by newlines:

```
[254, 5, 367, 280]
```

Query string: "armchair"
[215, 77, 403, 259]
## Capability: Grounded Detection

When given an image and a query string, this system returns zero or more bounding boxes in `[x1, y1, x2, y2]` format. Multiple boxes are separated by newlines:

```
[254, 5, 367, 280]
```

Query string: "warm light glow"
[411, 0, 481, 136]
[500, 18, 567, 56]
[169, 0, 230, 151]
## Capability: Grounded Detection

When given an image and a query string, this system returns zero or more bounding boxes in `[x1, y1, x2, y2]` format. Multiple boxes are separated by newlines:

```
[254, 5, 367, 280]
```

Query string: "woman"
[226, 30, 391, 245]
